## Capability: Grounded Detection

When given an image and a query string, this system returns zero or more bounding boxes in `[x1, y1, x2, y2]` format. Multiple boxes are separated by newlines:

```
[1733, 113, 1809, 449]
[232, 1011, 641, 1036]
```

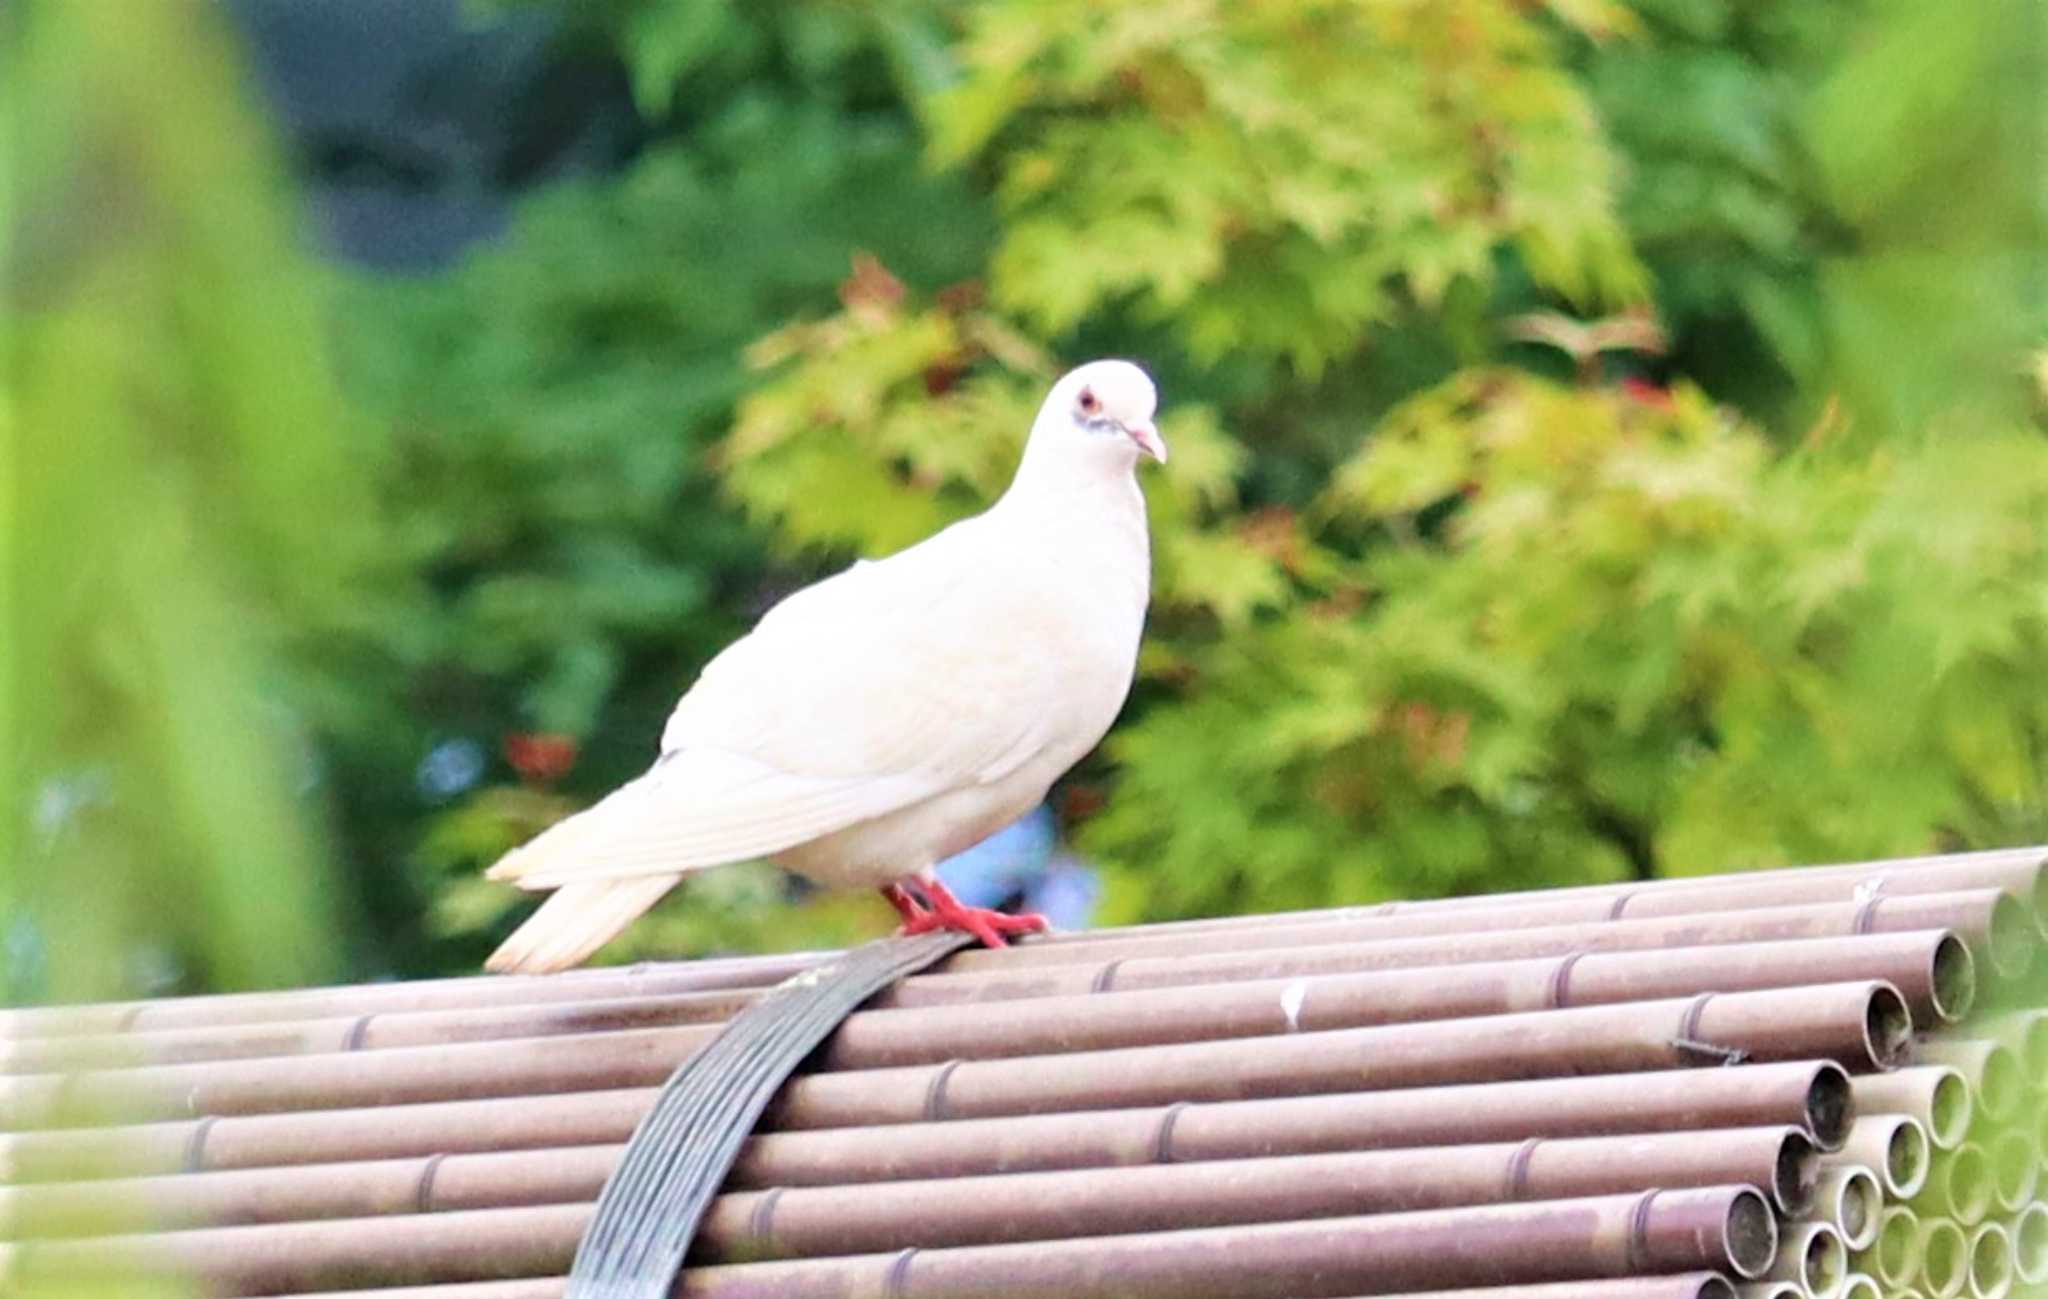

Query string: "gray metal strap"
[565, 930, 976, 1298]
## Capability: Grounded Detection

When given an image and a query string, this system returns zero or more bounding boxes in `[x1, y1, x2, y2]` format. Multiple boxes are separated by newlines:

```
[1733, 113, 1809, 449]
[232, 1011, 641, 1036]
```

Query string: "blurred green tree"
[3, 0, 393, 1008]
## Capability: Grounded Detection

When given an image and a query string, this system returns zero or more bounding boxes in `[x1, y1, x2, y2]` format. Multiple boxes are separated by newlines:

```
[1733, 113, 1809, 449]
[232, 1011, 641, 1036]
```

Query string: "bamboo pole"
[2, 1186, 1777, 1298]
[1053, 846, 2048, 944]
[1, 929, 1967, 1076]
[0, 1059, 1853, 1186]
[2, 982, 1908, 1133]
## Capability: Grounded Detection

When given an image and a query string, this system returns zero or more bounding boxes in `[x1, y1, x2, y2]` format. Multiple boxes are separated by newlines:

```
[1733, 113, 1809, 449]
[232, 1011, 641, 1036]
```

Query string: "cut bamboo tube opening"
[1821, 1113, 1930, 1197]
[1966, 1220, 2012, 1299]
[1914, 1039, 2024, 1122]
[1850, 1066, 1972, 1149]
[1805, 1164, 1882, 1251]
[1762, 1219, 1846, 1299]
[1916, 1142, 1994, 1226]
[1984, 1129, 2038, 1211]
[1920, 1216, 1970, 1299]
[1866, 1203, 1922, 1289]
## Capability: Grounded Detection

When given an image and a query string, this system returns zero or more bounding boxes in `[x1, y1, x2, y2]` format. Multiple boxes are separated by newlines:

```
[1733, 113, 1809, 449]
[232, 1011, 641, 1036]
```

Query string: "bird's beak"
[1124, 419, 1167, 464]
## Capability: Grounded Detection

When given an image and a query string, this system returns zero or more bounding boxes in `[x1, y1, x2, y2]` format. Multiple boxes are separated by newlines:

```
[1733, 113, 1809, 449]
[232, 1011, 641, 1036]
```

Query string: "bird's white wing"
[491, 515, 1068, 890]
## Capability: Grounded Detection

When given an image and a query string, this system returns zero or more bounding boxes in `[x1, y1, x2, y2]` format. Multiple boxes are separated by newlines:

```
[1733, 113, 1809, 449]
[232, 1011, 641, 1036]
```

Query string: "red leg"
[880, 883, 930, 926]
[895, 874, 1049, 949]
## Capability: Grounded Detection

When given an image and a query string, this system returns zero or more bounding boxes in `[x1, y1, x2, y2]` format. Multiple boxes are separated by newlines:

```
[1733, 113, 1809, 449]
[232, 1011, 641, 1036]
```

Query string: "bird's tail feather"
[484, 771, 685, 973]
[485, 874, 682, 974]
[487, 773, 662, 887]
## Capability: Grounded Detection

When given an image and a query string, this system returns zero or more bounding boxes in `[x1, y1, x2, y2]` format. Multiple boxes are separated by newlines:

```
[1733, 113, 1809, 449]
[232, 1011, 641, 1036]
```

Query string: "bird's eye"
[1078, 387, 1100, 415]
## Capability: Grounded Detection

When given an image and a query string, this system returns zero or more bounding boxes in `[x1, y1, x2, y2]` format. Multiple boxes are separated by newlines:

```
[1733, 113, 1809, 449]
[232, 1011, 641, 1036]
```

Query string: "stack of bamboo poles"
[1, 847, 2044, 1298]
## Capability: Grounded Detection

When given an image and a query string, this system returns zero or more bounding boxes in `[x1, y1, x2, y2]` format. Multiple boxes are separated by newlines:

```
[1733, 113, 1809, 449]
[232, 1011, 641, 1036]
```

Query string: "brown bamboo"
[4, 845, 2030, 1049]
[1966, 1221, 2013, 1299]
[878, 894, 2020, 1010]
[0, 1059, 1852, 1186]
[1914, 1039, 2025, 1122]
[9, 844, 2026, 1048]
[0, 1124, 1815, 1245]
[1054, 846, 2048, 945]
[0, 952, 823, 1040]
[1762, 1220, 1846, 1299]
[0, 986, 764, 1074]
[700, 1127, 1813, 1263]
[3, 981, 1906, 1134]
[1331, 1279, 1740, 1299]
[251, 1286, 565, 1299]
[1, 929, 1968, 1077]
[929, 890, 2033, 980]
[1850, 1066, 1974, 1148]
[1, 1186, 1777, 1297]
[1820, 1113, 1930, 1197]
[767, 983, 1907, 1131]
[1919, 1215, 1970, 1299]
[255, 1281, 1749, 1299]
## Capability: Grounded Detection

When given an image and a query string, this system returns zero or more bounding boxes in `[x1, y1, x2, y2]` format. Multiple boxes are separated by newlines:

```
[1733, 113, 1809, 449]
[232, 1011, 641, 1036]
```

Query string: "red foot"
[878, 878, 1049, 949]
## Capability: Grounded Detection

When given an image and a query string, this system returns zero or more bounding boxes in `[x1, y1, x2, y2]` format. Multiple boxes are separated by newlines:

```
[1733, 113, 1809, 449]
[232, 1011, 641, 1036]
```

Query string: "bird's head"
[1035, 359, 1166, 467]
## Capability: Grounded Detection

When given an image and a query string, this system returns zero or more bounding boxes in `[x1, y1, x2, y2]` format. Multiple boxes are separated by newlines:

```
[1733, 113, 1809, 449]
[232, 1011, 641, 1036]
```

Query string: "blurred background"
[4, 0, 2044, 1007]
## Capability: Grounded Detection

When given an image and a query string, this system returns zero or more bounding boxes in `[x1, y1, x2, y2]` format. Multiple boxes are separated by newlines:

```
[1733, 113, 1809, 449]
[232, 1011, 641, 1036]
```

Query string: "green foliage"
[320, 0, 2048, 964]
[932, 0, 1647, 374]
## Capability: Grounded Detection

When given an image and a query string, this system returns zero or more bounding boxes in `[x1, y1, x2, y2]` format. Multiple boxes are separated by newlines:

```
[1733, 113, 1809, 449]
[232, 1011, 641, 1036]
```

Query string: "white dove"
[484, 360, 1165, 973]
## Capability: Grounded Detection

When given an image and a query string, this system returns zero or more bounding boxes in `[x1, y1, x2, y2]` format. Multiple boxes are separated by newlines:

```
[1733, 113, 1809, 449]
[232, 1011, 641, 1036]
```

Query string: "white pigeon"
[484, 360, 1165, 973]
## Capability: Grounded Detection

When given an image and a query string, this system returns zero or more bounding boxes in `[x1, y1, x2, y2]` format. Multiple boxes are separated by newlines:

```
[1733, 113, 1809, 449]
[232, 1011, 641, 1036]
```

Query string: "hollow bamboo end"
[1988, 893, 2038, 980]
[1875, 1204, 1922, 1286]
[1886, 1115, 1933, 1197]
[1929, 934, 1977, 1022]
[1806, 1064, 1854, 1150]
[1987, 1131, 2038, 1211]
[1921, 1218, 1969, 1296]
[1925, 1068, 1974, 1148]
[1865, 985, 1913, 1069]
[1826, 1165, 1882, 1251]
[1724, 1186, 1779, 1279]
[1945, 1143, 1995, 1225]
[1968, 1221, 2012, 1299]
[1976, 1044, 2024, 1122]
[2012, 1202, 2048, 1284]
[1774, 1131, 1820, 1214]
